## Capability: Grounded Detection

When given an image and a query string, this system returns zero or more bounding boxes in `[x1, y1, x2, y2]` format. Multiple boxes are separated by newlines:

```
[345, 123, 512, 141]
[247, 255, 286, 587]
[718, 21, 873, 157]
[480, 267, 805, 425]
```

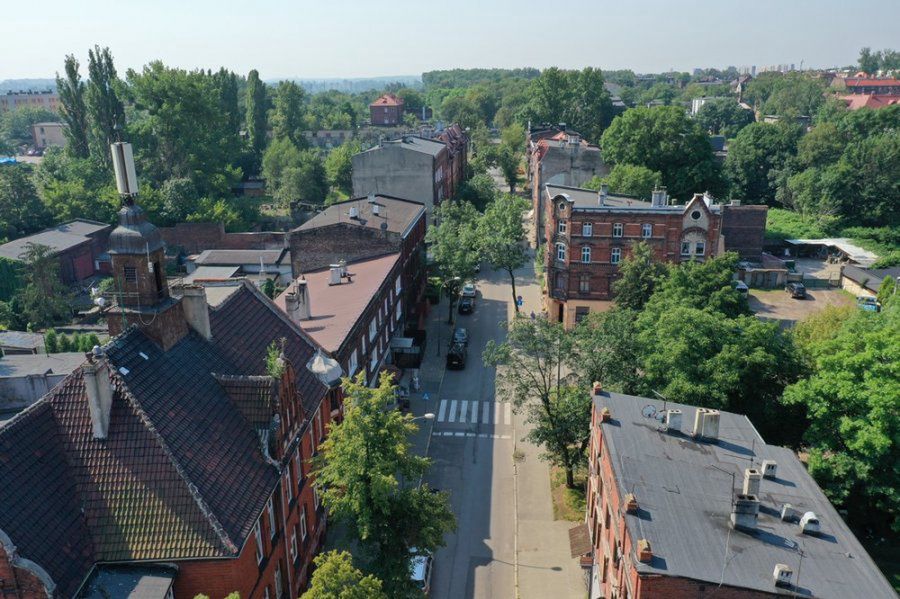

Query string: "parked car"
[733, 280, 749, 296]
[785, 282, 806, 299]
[461, 283, 477, 298]
[452, 327, 469, 345]
[409, 549, 433, 594]
[857, 296, 881, 312]
[458, 296, 474, 314]
[446, 342, 467, 369]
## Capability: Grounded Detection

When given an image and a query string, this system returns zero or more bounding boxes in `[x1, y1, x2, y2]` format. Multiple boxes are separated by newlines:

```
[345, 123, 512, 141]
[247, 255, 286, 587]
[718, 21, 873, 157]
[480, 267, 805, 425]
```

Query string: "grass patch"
[549, 466, 587, 522]
[765, 208, 838, 241]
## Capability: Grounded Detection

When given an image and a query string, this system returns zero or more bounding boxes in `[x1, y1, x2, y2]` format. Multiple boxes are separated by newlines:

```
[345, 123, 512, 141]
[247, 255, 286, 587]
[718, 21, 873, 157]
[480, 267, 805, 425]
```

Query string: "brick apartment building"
[351, 134, 468, 216]
[583, 387, 895, 598]
[543, 184, 766, 328]
[283, 195, 428, 385]
[0, 219, 113, 285]
[0, 200, 342, 598]
[0, 90, 59, 113]
[369, 93, 404, 126]
[436, 123, 468, 200]
[528, 125, 608, 245]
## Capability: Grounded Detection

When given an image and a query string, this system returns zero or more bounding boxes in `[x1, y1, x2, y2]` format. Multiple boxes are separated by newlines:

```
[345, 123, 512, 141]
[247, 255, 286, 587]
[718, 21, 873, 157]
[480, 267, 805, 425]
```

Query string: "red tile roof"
[275, 253, 401, 353]
[840, 94, 900, 110]
[844, 78, 900, 87]
[369, 93, 403, 108]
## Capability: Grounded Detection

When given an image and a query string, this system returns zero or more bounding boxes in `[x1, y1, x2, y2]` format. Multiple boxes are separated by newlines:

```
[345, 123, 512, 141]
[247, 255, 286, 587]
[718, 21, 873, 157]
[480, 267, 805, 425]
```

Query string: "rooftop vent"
[624, 493, 638, 513]
[781, 503, 800, 523]
[692, 408, 720, 440]
[637, 539, 653, 563]
[800, 511, 821, 535]
[598, 184, 609, 206]
[664, 409, 682, 432]
[773, 564, 793, 588]
[731, 494, 760, 531]
[762, 459, 778, 479]
[650, 187, 667, 208]
[328, 265, 342, 286]
[599, 407, 611, 423]
[743, 468, 762, 496]
[338, 259, 348, 277]
[348, 206, 359, 219]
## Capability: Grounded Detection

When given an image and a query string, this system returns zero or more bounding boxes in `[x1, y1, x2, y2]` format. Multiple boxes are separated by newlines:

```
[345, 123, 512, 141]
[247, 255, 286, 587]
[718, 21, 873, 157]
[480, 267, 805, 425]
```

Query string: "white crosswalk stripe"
[459, 400, 468, 422]
[494, 402, 501, 424]
[434, 401, 515, 425]
[482, 402, 490, 424]
[469, 401, 479, 423]
[437, 400, 448, 422]
[448, 400, 458, 423]
[504, 402, 512, 425]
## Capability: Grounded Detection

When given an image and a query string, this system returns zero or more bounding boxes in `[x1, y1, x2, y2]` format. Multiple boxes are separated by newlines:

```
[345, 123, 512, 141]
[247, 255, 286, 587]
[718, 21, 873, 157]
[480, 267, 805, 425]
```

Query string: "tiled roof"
[0, 282, 329, 596]
[369, 93, 403, 107]
[844, 78, 900, 87]
[840, 94, 900, 110]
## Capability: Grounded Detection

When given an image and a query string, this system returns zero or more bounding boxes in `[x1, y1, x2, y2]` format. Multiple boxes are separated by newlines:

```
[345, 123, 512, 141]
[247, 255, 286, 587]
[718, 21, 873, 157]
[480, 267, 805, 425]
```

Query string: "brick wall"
[721, 205, 768, 261]
[289, 224, 401, 277]
[0, 540, 50, 598]
[159, 223, 286, 255]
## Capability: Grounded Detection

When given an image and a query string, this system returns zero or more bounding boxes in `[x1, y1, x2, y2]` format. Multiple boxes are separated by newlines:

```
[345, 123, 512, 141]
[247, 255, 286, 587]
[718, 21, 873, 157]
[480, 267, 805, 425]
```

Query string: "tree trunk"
[447, 298, 455, 324]
[508, 268, 519, 313]
[565, 465, 575, 489]
[509, 181, 516, 194]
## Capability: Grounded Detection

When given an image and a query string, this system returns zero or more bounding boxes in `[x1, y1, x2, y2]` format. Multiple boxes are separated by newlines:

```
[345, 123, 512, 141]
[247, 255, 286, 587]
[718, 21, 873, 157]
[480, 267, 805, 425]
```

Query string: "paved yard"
[749, 288, 855, 327]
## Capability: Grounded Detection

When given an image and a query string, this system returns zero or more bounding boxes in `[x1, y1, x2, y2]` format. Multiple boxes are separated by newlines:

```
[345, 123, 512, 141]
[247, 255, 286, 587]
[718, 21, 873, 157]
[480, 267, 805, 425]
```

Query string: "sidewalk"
[407, 297, 452, 462]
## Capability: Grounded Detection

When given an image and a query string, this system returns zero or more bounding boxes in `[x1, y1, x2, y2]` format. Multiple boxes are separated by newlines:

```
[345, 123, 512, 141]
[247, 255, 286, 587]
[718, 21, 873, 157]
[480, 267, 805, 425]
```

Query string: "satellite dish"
[641, 405, 657, 419]
[94, 296, 107, 307]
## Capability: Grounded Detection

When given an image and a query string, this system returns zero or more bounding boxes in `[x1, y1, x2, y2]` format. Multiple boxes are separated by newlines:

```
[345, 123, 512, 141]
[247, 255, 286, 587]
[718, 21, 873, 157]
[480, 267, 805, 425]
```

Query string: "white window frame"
[681, 241, 691, 256]
[581, 246, 591, 263]
[348, 348, 358, 376]
[641, 223, 652, 238]
[556, 243, 566, 261]
[274, 564, 283, 599]
[368, 318, 377, 342]
[695, 241, 706, 256]
[558, 221, 567, 234]
[254, 521, 264, 564]
[290, 530, 298, 562]
[613, 223, 623, 238]
[394, 275, 401, 295]
[300, 504, 308, 541]
[582, 222, 593, 237]
[611, 248, 622, 265]
[283, 469, 293, 502]
[267, 497, 276, 539]
[395, 299, 403, 322]
[316, 410, 324, 442]
[313, 485, 320, 510]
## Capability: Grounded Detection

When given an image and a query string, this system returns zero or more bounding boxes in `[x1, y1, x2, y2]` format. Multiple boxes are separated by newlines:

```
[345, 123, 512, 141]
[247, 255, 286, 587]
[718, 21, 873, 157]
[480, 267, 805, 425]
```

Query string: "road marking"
[437, 400, 448, 422]
[494, 402, 501, 424]
[466, 432, 475, 437]
[454, 432, 464, 437]
[482, 402, 490, 424]
[459, 400, 468, 422]
[448, 400, 458, 423]
[504, 402, 512, 425]
[470, 401, 479, 423]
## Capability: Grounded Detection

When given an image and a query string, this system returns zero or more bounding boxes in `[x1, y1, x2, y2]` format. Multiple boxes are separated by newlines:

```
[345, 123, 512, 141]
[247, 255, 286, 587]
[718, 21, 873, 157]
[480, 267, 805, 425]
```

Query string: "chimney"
[180, 285, 211, 340]
[703, 191, 713, 207]
[592, 381, 603, 395]
[348, 206, 359, 219]
[731, 494, 760, 530]
[598, 184, 608, 206]
[368, 193, 376, 203]
[743, 468, 762, 496]
[81, 359, 114, 440]
[599, 407, 611, 423]
[651, 187, 667, 207]
[285, 278, 312, 321]
[328, 265, 342, 286]
[637, 539, 653, 563]
[664, 409, 682, 432]
[693, 408, 709, 436]
[372, 203, 380, 216]
[624, 493, 638, 513]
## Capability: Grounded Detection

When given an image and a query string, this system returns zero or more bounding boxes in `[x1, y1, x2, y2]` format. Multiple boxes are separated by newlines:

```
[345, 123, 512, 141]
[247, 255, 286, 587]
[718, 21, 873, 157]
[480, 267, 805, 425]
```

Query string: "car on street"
[409, 549, 433, 594]
[458, 296, 474, 314]
[785, 281, 806, 299]
[446, 342, 467, 369]
[452, 327, 469, 345]
[461, 283, 477, 298]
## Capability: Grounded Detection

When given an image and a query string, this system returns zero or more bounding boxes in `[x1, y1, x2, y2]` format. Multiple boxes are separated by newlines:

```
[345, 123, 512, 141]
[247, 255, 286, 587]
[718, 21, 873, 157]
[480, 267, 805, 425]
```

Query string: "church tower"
[106, 142, 188, 349]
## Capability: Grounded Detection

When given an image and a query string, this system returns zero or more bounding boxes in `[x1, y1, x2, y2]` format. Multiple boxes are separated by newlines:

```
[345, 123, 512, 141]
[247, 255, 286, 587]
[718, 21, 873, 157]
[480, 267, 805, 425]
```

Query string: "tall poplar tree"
[55, 55, 90, 158]
[86, 45, 125, 165]
[245, 69, 268, 171]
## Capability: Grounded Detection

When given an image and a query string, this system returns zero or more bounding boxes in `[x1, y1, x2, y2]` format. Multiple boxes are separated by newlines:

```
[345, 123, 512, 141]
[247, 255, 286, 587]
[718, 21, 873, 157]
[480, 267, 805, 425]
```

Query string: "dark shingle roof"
[0, 282, 329, 597]
[0, 219, 110, 261]
[595, 391, 896, 598]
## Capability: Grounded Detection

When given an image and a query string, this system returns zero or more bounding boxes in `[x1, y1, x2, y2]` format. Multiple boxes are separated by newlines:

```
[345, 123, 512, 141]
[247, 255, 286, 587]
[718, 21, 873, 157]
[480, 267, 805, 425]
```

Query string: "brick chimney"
[285, 278, 311, 321]
[81, 357, 113, 440]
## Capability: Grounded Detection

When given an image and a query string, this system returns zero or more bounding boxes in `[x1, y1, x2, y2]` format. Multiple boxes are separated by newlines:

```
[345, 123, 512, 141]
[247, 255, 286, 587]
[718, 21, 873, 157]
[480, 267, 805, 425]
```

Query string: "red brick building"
[0, 201, 342, 598]
[583, 387, 895, 599]
[542, 184, 765, 328]
[369, 93, 404, 126]
[0, 219, 112, 285]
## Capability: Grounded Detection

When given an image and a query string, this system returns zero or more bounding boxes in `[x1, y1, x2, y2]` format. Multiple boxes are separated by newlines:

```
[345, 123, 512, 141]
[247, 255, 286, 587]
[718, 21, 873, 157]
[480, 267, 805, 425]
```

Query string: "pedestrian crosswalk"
[435, 400, 513, 425]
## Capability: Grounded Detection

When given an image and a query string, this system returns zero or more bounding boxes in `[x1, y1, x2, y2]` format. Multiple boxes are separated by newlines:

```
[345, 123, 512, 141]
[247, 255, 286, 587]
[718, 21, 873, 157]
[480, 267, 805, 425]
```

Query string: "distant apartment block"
[834, 77, 900, 96]
[582, 386, 896, 598]
[369, 93, 404, 126]
[31, 121, 66, 148]
[0, 90, 59, 113]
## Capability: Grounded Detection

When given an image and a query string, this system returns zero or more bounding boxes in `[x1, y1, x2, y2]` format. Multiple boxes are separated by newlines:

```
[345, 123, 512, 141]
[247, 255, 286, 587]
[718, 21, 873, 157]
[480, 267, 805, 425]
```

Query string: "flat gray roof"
[0, 219, 110, 261]
[194, 248, 287, 266]
[595, 391, 895, 598]
[0, 352, 85, 378]
[361, 136, 446, 157]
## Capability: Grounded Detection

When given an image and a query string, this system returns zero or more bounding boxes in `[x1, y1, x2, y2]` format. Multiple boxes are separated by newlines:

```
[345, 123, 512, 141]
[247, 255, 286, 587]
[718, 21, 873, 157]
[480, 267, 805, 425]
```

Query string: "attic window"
[691, 210, 702, 221]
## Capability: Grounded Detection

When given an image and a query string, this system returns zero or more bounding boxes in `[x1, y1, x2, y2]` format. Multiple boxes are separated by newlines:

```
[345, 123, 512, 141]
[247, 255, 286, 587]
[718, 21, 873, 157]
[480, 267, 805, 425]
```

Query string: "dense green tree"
[584, 164, 661, 200]
[641, 253, 748, 319]
[877, 276, 895, 306]
[43, 329, 59, 353]
[724, 122, 801, 204]
[0, 106, 60, 150]
[743, 72, 825, 117]
[795, 122, 844, 169]
[568, 67, 614, 142]
[271, 80, 306, 147]
[211, 68, 241, 137]
[478, 194, 529, 312]
[0, 257, 22, 301]
[440, 94, 481, 130]
[570, 308, 641, 393]
[245, 69, 268, 170]
[858, 47, 881, 75]
[0, 165, 51, 238]
[56, 55, 90, 158]
[313, 373, 455, 595]
[396, 88, 424, 111]
[496, 143, 520, 193]
[784, 300, 899, 532]
[454, 173, 496, 212]
[525, 67, 571, 126]
[324, 140, 361, 195]
[301, 551, 388, 599]
[86, 46, 125, 165]
[694, 98, 754, 137]
[611, 241, 668, 310]
[185, 197, 245, 230]
[16, 243, 71, 328]
[601, 106, 723, 200]
[425, 200, 481, 321]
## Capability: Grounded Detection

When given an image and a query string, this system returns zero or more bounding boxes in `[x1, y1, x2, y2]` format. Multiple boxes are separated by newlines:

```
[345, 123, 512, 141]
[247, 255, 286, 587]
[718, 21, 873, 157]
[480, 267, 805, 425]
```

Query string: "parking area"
[749, 287, 855, 327]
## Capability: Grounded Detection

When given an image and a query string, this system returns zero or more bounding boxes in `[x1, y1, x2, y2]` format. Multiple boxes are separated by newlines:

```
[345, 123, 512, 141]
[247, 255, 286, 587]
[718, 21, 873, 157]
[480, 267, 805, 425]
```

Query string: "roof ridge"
[239, 280, 331, 355]
[107, 364, 240, 555]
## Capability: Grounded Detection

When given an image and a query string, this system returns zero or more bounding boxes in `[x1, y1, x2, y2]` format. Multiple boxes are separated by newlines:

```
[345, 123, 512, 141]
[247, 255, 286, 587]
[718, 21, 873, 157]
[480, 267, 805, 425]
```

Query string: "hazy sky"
[2, 0, 898, 80]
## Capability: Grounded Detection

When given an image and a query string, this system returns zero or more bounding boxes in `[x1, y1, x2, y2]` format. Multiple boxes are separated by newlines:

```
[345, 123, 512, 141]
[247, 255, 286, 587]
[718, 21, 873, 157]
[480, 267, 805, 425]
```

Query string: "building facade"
[583, 387, 895, 599]
[0, 200, 342, 598]
[369, 93, 404, 126]
[0, 90, 59, 113]
[543, 185, 765, 328]
[528, 126, 607, 245]
[31, 122, 66, 149]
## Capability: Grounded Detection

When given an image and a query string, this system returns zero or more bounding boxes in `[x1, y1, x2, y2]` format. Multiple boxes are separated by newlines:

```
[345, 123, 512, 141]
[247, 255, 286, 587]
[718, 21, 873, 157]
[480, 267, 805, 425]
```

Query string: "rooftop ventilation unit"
[637, 539, 653, 563]
[800, 511, 821, 535]
[731, 494, 760, 531]
[372, 203, 380, 216]
[781, 503, 800, 523]
[348, 206, 359, 219]
[762, 459, 778, 479]
[743, 468, 762, 496]
[693, 408, 721, 440]
[624, 493, 638, 513]
[328, 265, 342, 286]
[664, 409, 682, 432]
[773, 564, 793, 588]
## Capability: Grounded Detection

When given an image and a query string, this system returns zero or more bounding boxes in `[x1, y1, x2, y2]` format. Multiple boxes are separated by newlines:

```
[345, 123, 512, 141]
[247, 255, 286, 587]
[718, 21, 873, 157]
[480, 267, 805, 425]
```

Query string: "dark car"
[785, 281, 807, 299]
[452, 327, 469, 345]
[446, 342, 467, 369]
[458, 297, 474, 314]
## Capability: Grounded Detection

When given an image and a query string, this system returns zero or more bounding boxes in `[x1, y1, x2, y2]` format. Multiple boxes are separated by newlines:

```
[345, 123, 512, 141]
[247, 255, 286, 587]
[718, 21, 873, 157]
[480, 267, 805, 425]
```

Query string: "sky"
[2, 0, 898, 81]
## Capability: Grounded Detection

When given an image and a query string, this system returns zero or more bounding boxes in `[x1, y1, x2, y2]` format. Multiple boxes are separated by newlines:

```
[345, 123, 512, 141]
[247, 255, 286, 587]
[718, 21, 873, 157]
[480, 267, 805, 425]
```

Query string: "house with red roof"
[369, 93, 405, 126]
